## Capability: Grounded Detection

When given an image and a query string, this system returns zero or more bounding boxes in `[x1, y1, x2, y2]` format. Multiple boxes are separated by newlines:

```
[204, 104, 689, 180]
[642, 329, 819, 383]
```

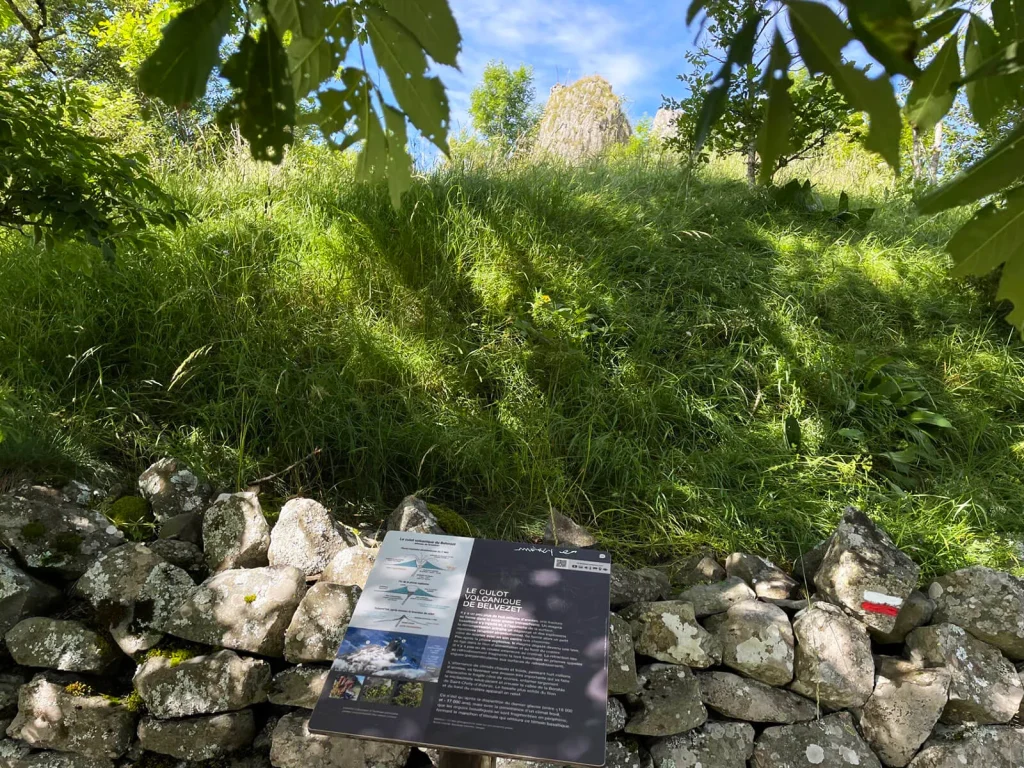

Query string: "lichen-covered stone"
[5, 618, 117, 672]
[147, 537, 205, 573]
[696, 670, 817, 724]
[606, 697, 626, 734]
[906, 726, 1024, 768]
[137, 710, 254, 761]
[532, 76, 631, 163]
[268, 498, 348, 577]
[157, 566, 306, 657]
[870, 590, 935, 646]
[675, 576, 755, 618]
[608, 613, 640, 695]
[624, 663, 707, 737]
[673, 555, 727, 589]
[905, 623, 1023, 724]
[320, 546, 377, 589]
[6, 676, 135, 759]
[725, 553, 798, 600]
[704, 600, 794, 686]
[269, 711, 410, 768]
[609, 565, 669, 608]
[0, 552, 60, 635]
[928, 566, 1024, 661]
[138, 458, 212, 522]
[649, 720, 755, 768]
[284, 582, 360, 662]
[203, 492, 271, 572]
[268, 665, 329, 709]
[858, 657, 950, 768]
[134, 649, 271, 718]
[789, 602, 874, 710]
[0, 737, 30, 768]
[542, 509, 597, 547]
[0, 489, 123, 578]
[0, 674, 24, 718]
[158, 510, 203, 544]
[14, 752, 114, 768]
[814, 507, 920, 633]
[791, 539, 828, 583]
[387, 495, 444, 536]
[624, 600, 721, 668]
[752, 712, 882, 768]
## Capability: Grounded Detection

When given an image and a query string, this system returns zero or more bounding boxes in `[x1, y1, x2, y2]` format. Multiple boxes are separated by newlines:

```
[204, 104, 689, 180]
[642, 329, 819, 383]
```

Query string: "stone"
[137, 710, 255, 761]
[15, 753, 114, 768]
[0, 738, 30, 768]
[649, 720, 755, 768]
[133, 649, 271, 718]
[814, 507, 919, 634]
[789, 602, 874, 710]
[905, 623, 1023, 724]
[858, 657, 950, 768]
[158, 510, 203, 544]
[0, 488, 123, 578]
[608, 613, 640, 695]
[0, 552, 61, 635]
[792, 539, 828, 583]
[624, 663, 707, 737]
[752, 712, 882, 768]
[907, 726, 1024, 768]
[270, 711, 410, 768]
[696, 670, 818, 723]
[5, 618, 117, 672]
[673, 555, 727, 589]
[204, 492, 271, 571]
[138, 458, 212, 522]
[604, 740, 646, 768]
[542, 509, 597, 547]
[928, 566, 1024, 660]
[606, 697, 626, 733]
[675, 576, 755, 617]
[651, 108, 683, 143]
[6, 676, 135, 759]
[284, 582, 360, 663]
[268, 665, 329, 709]
[609, 565, 670, 609]
[725, 553, 798, 600]
[387, 495, 444, 535]
[532, 76, 632, 163]
[0, 674, 24, 717]
[870, 590, 935, 646]
[157, 565, 306, 657]
[624, 601, 722, 668]
[147, 537, 205, 573]
[268, 498, 348, 577]
[320, 545, 377, 588]
[704, 600, 794, 686]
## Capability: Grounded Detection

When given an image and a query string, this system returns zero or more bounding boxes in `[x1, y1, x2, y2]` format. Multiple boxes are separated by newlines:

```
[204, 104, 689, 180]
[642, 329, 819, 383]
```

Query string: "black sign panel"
[309, 532, 611, 766]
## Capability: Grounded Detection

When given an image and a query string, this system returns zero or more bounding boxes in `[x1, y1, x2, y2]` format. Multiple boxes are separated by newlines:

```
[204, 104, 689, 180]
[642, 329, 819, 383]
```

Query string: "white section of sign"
[554, 557, 611, 574]
[862, 590, 904, 607]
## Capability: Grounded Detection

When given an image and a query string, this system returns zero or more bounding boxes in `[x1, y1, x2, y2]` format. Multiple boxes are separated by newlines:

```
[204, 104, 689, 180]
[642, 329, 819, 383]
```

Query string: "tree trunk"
[746, 142, 757, 186]
[911, 128, 925, 183]
[928, 121, 943, 183]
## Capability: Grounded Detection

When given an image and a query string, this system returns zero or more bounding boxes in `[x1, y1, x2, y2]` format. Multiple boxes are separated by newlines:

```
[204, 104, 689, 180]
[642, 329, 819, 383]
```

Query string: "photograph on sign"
[309, 532, 611, 767]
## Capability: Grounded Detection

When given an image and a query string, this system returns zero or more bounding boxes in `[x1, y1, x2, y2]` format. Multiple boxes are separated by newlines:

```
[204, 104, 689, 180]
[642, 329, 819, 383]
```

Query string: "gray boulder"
[387, 495, 443, 535]
[203, 492, 271, 571]
[725, 553, 798, 600]
[673, 555, 727, 589]
[133, 649, 271, 718]
[284, 582, 360, 662]
[606, 697, 626, 733]
[0, 674, 24, 718]
[676, 576, 755, 617]
[268, 498, 348, 577]
[137, 457, 212, 521]
[905, 623, 1023, 724]
[624, 663, 707, 737]
[137, 710, 254, 761]
[624, 601, 722, 668]
[814, 507, 919, 633]
[928, 566, 1024, 660]
[0, 488, 123, 578]
[542, 509, 597, 547]
[147, 537, 205, 573]
[0, 738, 30, 767]
[789, 602, 874, 709]
[0, 552, 60, 635]
[696, 670, 817, 723]
[6, 676, 135, 759]
[792, 539, 828, 583]
[907, 726, 1024, 768]
[858, 657, 950, 768]
[649, 721, 755, 768]
[610, 565, 669, 608]
[158, 565, 306, 657]
[14, 753, 114, 768]
[320, 546, 377, 588]
[870, 590, 935, 646]
[270, 711, 410, 768]
[604, 739, 646, 768]
[608, 613, 640, 695]
[5, 618, 117, 672]
[268, 665, 329, 709]
[158, 510, 203, 544]
[752, 712, 882, 768]
[704, 600, 794, 686]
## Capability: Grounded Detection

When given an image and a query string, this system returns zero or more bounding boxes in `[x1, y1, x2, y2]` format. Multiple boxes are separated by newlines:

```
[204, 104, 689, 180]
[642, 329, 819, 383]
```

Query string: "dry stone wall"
[0, 464, 1022, 767]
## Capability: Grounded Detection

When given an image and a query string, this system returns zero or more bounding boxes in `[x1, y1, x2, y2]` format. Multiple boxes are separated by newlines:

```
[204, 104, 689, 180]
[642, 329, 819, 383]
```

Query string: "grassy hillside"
[2, 144, 1023, 576]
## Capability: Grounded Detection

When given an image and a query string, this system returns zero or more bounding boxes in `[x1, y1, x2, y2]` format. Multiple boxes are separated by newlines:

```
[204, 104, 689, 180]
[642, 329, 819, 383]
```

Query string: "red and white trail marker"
[860, 590, 903, 617]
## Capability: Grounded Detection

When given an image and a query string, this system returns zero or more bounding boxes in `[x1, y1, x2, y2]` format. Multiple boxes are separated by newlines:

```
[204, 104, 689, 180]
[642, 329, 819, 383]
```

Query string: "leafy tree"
[468, 60, 539, 152]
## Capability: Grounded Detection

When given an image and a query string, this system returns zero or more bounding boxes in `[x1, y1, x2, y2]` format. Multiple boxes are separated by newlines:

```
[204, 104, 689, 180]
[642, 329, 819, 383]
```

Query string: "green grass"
[2, 143, 1023, 577]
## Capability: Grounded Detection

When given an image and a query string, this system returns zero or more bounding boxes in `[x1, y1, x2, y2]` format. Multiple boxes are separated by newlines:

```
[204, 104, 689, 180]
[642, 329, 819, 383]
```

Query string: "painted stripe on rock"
[862, 590, 904, 607]
[861, 601, 901, 617]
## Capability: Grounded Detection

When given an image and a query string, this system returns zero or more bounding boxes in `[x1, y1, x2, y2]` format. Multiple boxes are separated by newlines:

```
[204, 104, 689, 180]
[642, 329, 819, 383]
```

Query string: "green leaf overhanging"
[905, 35, 960, 133]
[757, 31, 794, 185]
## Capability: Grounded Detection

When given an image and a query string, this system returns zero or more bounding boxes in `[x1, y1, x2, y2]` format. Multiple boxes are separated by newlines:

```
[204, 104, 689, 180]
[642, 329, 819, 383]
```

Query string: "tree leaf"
[960, 39, 1024, 84]
[918, 8, 965, 49]
[356, 108, 388, 183]
[757, 32, 793, 185]
[905, 35, 960, 133]
[947, 185, 1024, 277]
[0, 1, 17, 30]
[909, 0, 959, 20]
[686, 0, 707, 24]
[315, 67, 370, 149]
[382, 104, 413, 208]
[993, 0, 1024, 45]
[267, 0, 323, 38]
[965, 17, 1012, 127]
[843, 0, 920, 78]
[917, 122, 1024, 213]
[379, 0, 461, 67]
[286, 3, 353, 96]
[997, 238, 1024, 329]
[138, 0, 233, 106]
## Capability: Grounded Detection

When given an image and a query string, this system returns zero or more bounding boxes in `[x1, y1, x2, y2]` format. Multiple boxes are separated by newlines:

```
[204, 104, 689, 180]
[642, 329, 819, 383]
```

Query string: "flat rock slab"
[752, 712, 882, 768]
[814, 506, 919, 634]
[725, 553, 798, 600]
[138, 457, 212, 521]
[624, 663, 707, 737]
[203, 492, 271, 571]
[134, 648, 271, 718]
[137, 710, 255, 761]
[158, 565, 306, 657]
[696, 671, 817, 724]
[606, 697, 626, 733]
[609, 565, 669, 608]
[14, 753, 114, 768]
[268, 498, 349, 577]
[269, 665, 329, 709]
[624, 601, 722, 668]
[542, 509, 597, 547]
[676, 576, 755, 617]
[320, 546, 377, 588]
[929, 566, 1024, 661]
[870, 590, 934, 646]
[705, 599, 794, 686]
[387, 496, 444, 535]
[789, 602, 874, 710]
[608, 613, 640, 695]
[284, 582, 360, 662]
[649, 721, 755, 768]
[5, 618, 117, 672]
[672, 555, 727, 589]
[907, 726, 1024, 768]
[270, 711, 411, 768]
[0, 552, 61, 636]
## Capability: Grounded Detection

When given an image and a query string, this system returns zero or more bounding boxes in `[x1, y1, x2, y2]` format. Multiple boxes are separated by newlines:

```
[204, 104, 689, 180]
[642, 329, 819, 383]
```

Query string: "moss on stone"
[107, 495, 155, 540]
[20, 520, 46, 541]
[244, 593, 257, 603]
[428, 504, 475, 537]
[52, 531, 82, 554]
[64, 681, 94, 697]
